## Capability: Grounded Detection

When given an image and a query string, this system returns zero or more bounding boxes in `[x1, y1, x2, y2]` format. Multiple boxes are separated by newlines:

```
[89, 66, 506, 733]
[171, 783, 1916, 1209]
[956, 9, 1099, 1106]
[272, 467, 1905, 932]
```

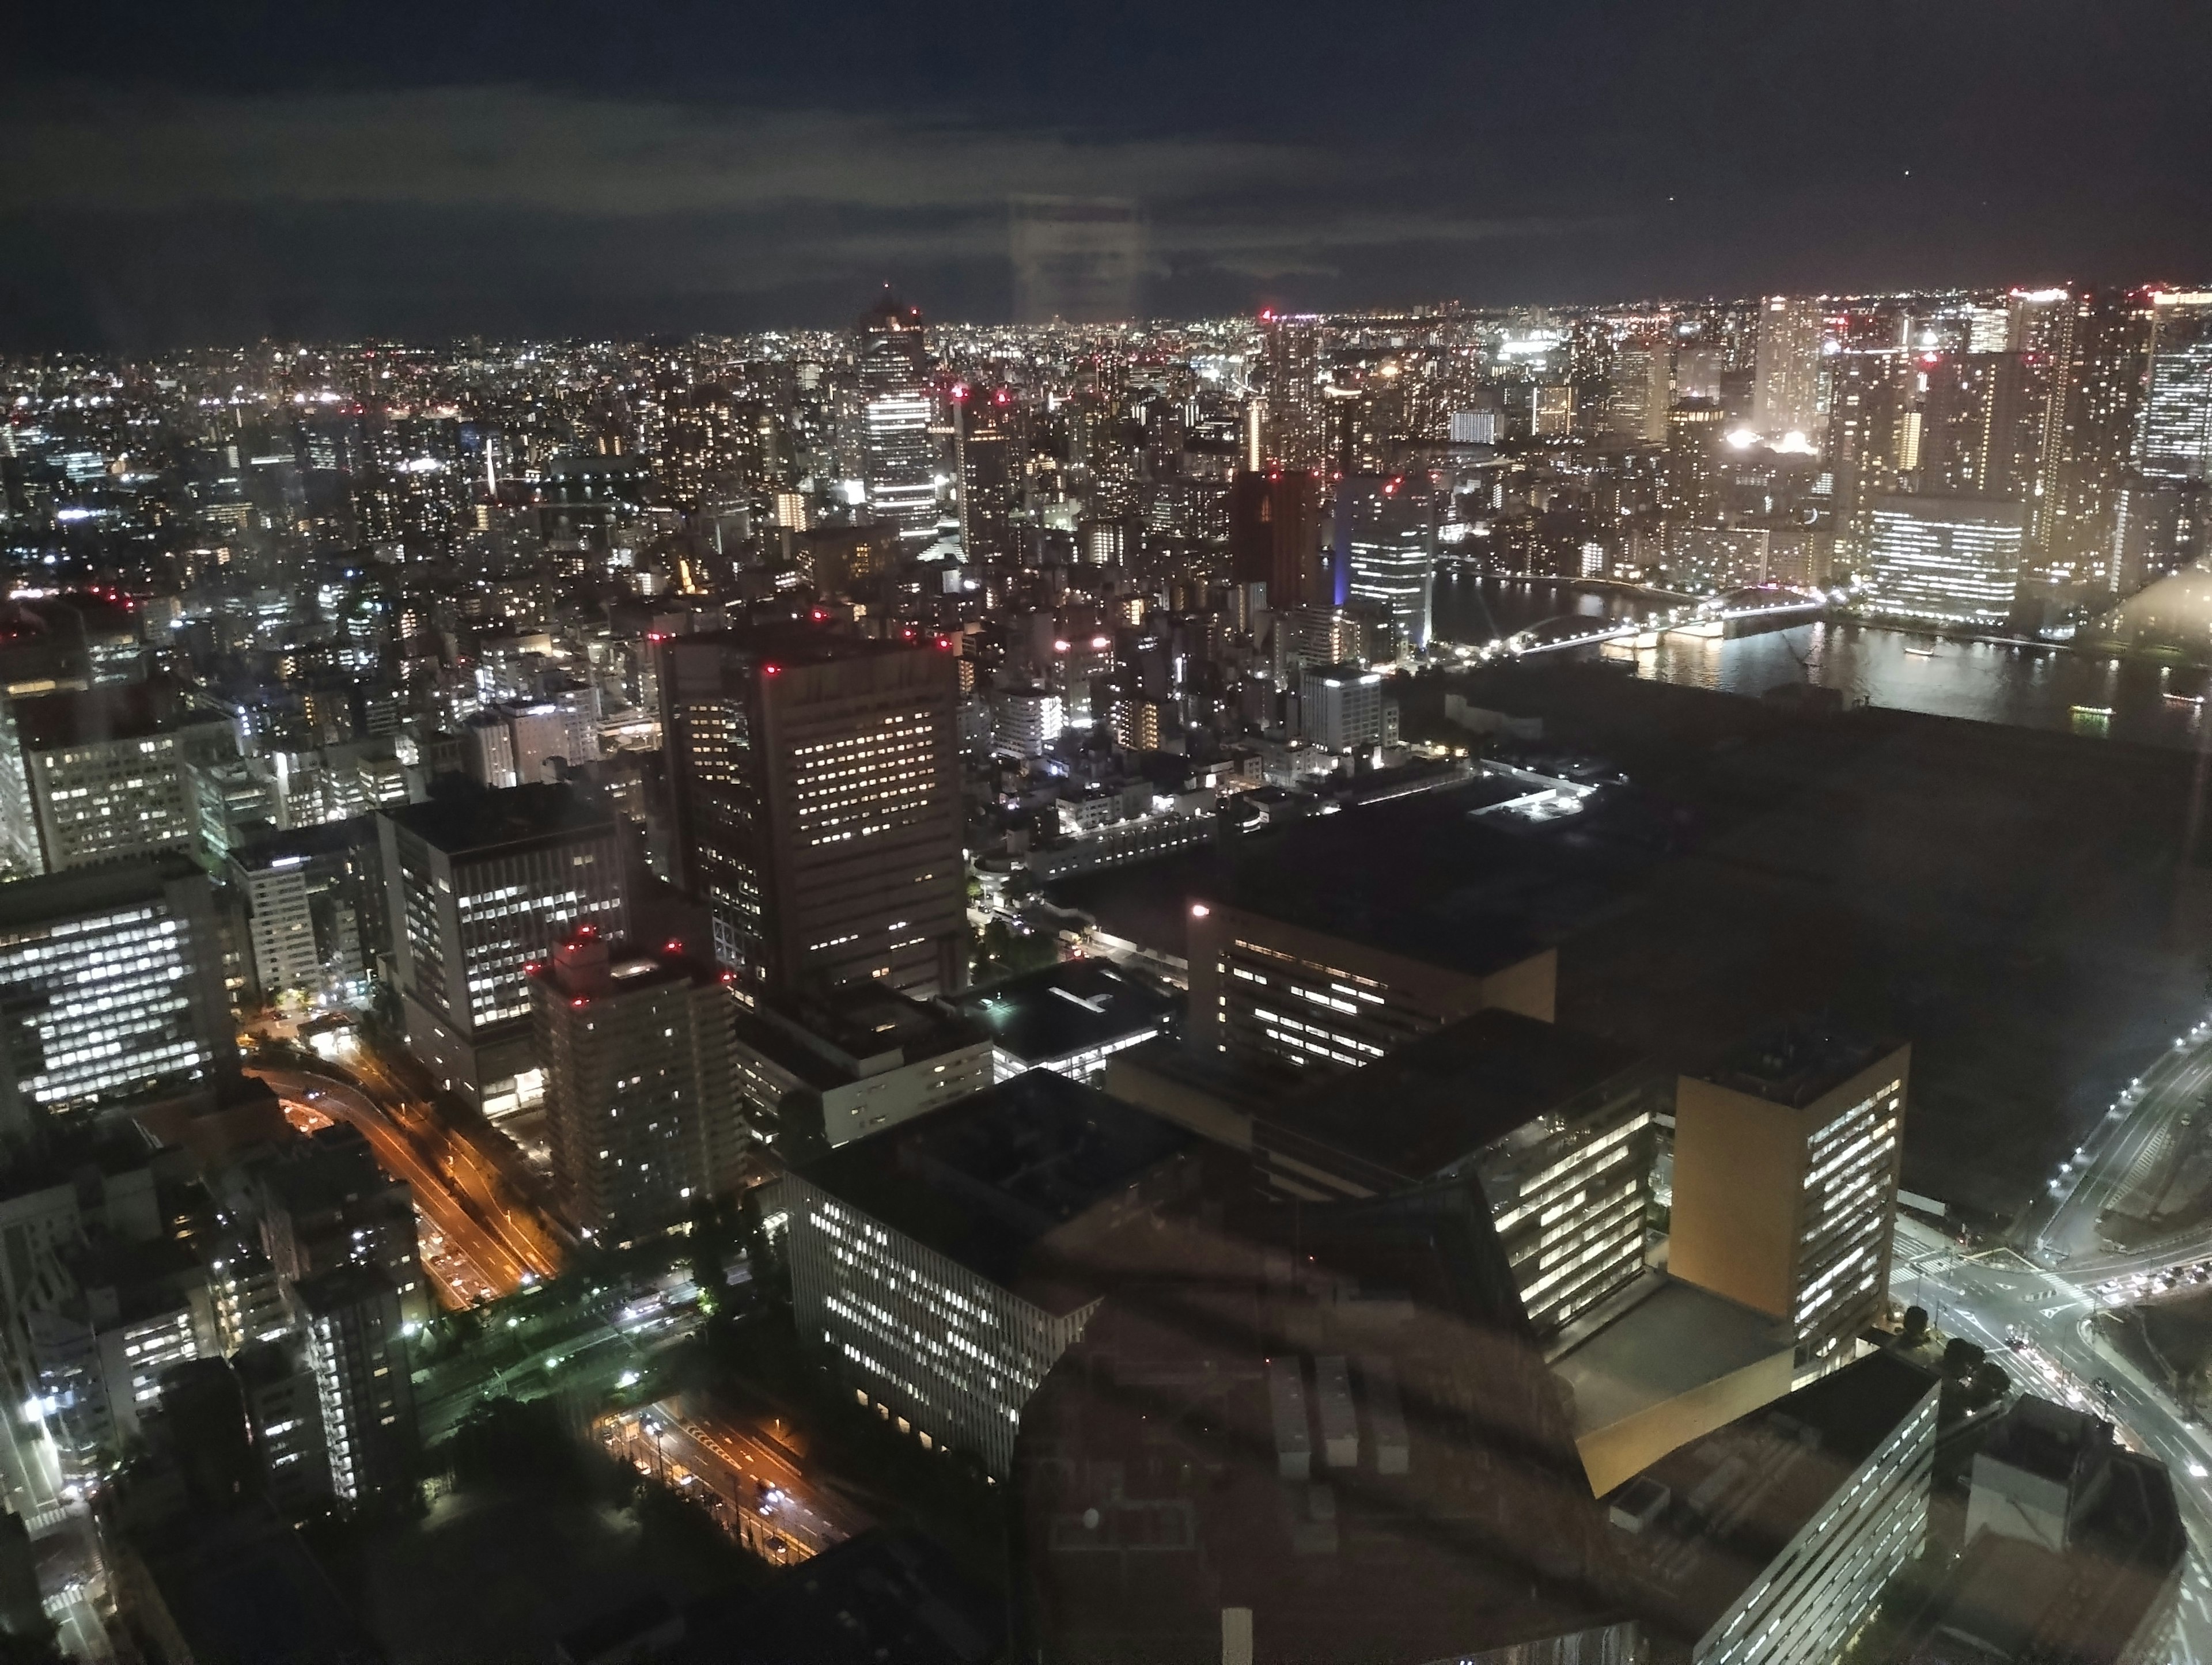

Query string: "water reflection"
[1431, 572, 2212, 753]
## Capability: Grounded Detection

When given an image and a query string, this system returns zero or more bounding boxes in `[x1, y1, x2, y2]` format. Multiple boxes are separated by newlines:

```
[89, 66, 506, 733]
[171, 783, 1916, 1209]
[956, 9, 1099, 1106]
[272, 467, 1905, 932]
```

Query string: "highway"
[248, 1064, 555, 1301]
[0, 1382, 111, 1660]
[600, 1395, 869, 1565]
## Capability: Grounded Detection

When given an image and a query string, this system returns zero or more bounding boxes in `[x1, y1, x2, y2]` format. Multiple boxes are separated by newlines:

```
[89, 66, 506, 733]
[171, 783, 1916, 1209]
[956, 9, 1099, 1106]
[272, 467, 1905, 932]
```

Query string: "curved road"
[249, 1065, 555, 1297]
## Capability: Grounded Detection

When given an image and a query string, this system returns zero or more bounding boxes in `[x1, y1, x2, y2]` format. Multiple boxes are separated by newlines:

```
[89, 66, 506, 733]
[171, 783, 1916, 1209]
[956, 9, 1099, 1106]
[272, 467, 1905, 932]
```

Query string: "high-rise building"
[294, 1266, 416, 1504]
[5, 678, 234, 874]
[729, 980, 990, 1155]
[2031, 288, 2153, 591]
[1244, 1010, 1661, 1338]
[1334, 474, 1434, 657]
[950, 384, 1018, 563]
[1669, 1027, 1907, 1364]
[1185, 897, 1554, 1076]
[2135, 290, 2212, 486]
[1751, 295, 1826, 441]
[1662, 399, 1728, 524]
[1602, 336, 1673, 444]
[378, 783, 628, 1117]
[658, 627, 965, 997]
[529, 930, 748, 1242]
[1865, 494, 2026, 624]
[1296, 662, 1384, 752]
[779, 1069, 1195, 1476]
[1261, 312, 1327, 471]
[1228, 468, 1323, 613]
[855, 292, 940, 542]
[0, 858, 234, 1131]
[1821, 352, 1909, 559]
[227, 823, 372, 1008]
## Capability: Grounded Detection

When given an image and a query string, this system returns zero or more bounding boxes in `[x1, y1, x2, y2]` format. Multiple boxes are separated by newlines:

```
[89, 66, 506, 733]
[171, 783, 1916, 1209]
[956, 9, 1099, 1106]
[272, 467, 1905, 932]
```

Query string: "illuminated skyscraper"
[2030, 288, 2153, 590]
[378, 783, 628, 1117]
[2135, 290, 2212, 483]
[658, 626, 965, 997]
[855, 291, 940, 542]
[1261, 312, 1327, 471]
[1334, 474, 1434, 657]
[1866, 494, 2025, 624]
[1671, 1028, 1907, 1364]
[1751, 295, 1826, 442]
[1228, 468, 1322, 612]
[529, 931, 746, 1242]
[950, 383, 1018, 563]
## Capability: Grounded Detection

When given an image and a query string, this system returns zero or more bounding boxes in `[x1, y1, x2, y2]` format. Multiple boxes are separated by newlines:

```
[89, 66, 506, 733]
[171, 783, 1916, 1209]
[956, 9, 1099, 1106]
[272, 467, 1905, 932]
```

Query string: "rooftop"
[0, 852, 204, 932]
[950, 957, 1181, 1066]
[380, 780, 614, 855]
[1266, 1008, 1648, 1186]
[793, 1070, 1194, 1309]
[1052, 777, 1651, 980]
[12, 674, 218, 752]
[1608, 1349, 1939, 1643]
[1700, 1022, 1902, 1109]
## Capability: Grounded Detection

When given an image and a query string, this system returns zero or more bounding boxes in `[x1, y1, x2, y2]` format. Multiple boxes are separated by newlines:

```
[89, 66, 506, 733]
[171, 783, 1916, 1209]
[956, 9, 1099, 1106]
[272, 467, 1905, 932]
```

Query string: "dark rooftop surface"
[1267, 1009, 1647, 1185]
[0, 852, 200, 929]
[381, 780, 613, 854]
[11, 674, 215, 751]
[1609, 1349, 1938, 1642]
[1700, 1022, 1902, 1109]
[793, 1069, 1194, 1308]
[1051, 775, 1647, 980]
[951, 957, 1182, 1065]
[136, 1506, 381, 1665]
[675, 1529, 1001, 1665]
[672, 622, 944, 670]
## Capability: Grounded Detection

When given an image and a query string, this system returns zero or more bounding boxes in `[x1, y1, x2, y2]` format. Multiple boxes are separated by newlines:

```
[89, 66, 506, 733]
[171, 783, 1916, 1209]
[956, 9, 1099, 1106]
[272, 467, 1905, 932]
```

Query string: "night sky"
[3, 0, 2210, 347]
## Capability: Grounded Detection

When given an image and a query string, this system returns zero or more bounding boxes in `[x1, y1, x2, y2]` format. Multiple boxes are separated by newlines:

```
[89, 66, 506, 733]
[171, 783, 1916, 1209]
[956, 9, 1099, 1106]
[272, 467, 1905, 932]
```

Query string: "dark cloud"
[2, 1, 2210, 345]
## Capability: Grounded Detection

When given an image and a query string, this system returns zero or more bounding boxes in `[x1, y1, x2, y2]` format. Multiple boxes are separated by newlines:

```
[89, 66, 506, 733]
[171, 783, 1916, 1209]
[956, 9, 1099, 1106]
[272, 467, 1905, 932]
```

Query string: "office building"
[1609, 1351, 1938, 1665]
[228, 822, 371, 1008]
[993, 688, 1063, 759]
[781, 1070, 1195, 1476]
[0, 1139, 162, 1348]
[529, 930, 748, 1242]
[1296, 662, 1384, 752]
[1186, 894, 1554, 1076]
[1228, 1011, 1661, 1339]
[0, 858, 234, 1130]
[463, 691, 600, 790]
[857, 292, 940, 541]
[380, 783, 627, 1117]
[1670, 1027, 1907, 1364]
[295, 1265, 416, 1504]
[2134, 289, 2212, 483]
[1866, 494, 2026, 625]
[1904, 1396, 2184, 1662]
[2032, 289, 2153, 590]
[1271, 604, 1392, 678]
[1604, 335, 1673, 443]
[1751, 294, 1825, 441]
[728, 980, 988, 1156]
[5, 678, 234, 874]
[1334, 475, 1434, 657]
[949, 958, 1179, 1084]
[658, 626, 965, 996]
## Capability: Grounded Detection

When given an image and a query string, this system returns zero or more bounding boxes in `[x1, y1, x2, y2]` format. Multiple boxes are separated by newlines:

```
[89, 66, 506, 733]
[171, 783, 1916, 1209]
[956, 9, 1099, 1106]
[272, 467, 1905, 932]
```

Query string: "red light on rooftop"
[664, 938, 683, 954]
[570, 996, 589, 1008]
[762, 663, 781, 676]
[809, 608, 828, 621]
[935, 636, 955, 650]
[575, 923, 597, 939]
[993, 388, 1010, 407]
[951, 382, 969, 403]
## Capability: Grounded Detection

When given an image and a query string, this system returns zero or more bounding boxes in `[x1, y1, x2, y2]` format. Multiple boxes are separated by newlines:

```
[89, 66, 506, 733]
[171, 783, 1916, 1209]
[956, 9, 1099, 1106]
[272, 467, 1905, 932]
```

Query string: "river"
[1432, 572, 2212, 754]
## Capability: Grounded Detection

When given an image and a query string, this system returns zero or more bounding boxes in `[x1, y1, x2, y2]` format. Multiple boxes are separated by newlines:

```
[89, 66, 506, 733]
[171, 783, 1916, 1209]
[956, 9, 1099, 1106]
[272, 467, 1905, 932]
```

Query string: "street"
[249, 1064, 559, 1300]
[599, 1395, 869, 1566]
[1895, 1216, 2212, 1658]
